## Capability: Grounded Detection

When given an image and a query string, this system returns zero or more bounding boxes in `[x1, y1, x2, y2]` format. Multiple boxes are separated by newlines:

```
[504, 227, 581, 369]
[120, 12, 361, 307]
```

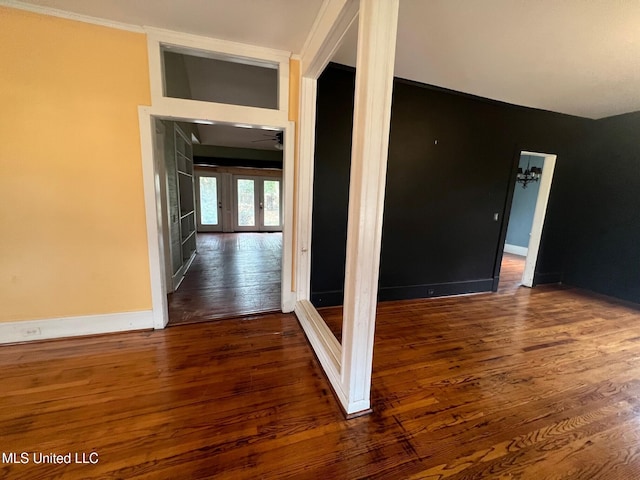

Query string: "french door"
[195, 173, 223, 232]
[234, 176, 282, 232]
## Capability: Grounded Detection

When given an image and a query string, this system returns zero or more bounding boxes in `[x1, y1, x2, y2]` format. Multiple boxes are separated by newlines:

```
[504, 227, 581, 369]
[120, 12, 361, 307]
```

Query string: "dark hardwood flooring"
[319, 252, 527, 342]
[168, 232, 282, 326]
[3, 253, 640, 478]
[498, 252, 526, 292]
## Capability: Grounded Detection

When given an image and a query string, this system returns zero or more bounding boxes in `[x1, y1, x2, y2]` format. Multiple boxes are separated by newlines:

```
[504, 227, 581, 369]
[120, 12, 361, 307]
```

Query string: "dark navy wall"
[310, 64, 590, 307]
[560, 112, 640, 304]
[309, 66, 355, 306]
[505, 154, 544, 249]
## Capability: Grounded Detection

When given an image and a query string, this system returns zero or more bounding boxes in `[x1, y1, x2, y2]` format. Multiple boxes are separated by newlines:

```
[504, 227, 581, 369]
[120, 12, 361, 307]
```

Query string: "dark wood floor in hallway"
[498, 252, 527, 292]
[168, 232, 282, 326]
[3, 254, 640, 478]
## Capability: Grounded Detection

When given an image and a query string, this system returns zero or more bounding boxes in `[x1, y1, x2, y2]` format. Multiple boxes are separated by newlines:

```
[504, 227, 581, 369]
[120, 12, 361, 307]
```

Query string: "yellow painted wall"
[288, 59, 300, 123]
[0, 7, 152, 322]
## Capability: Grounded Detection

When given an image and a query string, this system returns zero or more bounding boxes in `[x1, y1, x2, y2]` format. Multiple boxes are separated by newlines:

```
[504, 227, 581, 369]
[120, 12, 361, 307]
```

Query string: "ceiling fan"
[252, 131, 284, 150]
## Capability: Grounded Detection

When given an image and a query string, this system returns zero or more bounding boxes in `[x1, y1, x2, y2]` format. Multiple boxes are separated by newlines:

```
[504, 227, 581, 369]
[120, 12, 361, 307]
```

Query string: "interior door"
[196, 173, 223, 232]
[260, 178, 282, 232]
[233, 175, 282, 232]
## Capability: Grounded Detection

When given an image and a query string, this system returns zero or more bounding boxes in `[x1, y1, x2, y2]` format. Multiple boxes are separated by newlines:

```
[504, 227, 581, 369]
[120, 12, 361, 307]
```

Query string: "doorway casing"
[140, 1, 401, 417]
[139, 28, 295, 329]
[497, 150, 558, 288]
[520, 151, 557, 287]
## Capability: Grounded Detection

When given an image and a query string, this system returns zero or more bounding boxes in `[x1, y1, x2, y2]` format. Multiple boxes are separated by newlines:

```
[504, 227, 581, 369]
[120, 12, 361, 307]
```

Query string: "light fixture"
[274, 131, 283, 150]
[250, 131, 283, 149]
[516, 158, 542, 189]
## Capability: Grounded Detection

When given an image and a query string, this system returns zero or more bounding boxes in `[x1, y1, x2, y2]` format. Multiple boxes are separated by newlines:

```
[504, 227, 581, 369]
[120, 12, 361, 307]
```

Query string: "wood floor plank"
[3, 254, 640, 478]
[168, 232, 282, 325]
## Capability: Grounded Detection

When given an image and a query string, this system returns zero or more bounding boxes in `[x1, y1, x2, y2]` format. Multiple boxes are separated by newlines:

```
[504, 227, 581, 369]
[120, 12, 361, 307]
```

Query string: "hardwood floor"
[168, 232, 282, 326]
[498, 252, 526, 292]
[3, 258, 640, 478]
[319, 252, 528, 342]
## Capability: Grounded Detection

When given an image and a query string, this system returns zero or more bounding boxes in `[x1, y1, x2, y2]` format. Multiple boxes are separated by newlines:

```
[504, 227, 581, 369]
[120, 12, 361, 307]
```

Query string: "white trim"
[0, 311, 153, 345]
[340, 0, 399, 413]
[294, 0, 401, 416]
[295, 77, 318, 302]
[281, 121, 296, 312]
[300, 0, 359, 78]
[295, 300, 341, 370]
[151, 98, 288, 127]
[504, 243, 528, 256]
[296, 0, 362, 414]
[521, 152, 557, 288]
[147, 33, 165, 104]
[140, 111, 295, 328]
[139, 107, 169, 329]
[295, 301, 345, 404]
[146, 28, 290, 115]
[145, 27, 291, 64]
[0, 0, 145, 32]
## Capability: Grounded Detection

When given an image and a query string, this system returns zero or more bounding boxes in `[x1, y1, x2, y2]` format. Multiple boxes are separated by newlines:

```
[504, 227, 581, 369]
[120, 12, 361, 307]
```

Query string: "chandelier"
[516, 159, 542, 189]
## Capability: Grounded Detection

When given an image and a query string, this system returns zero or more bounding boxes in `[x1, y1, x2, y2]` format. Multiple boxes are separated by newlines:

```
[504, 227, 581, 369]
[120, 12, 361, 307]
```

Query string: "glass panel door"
[233, 176, 282, 232]
[234, 177, 258, 231]
[196, 173, 222, 232]
[261, 179, 281, 231]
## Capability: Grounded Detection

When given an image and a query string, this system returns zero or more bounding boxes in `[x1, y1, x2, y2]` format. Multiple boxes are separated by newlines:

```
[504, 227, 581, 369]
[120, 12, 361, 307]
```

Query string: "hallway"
[168, 232, 282, 325]
[498, 252, 526, 292]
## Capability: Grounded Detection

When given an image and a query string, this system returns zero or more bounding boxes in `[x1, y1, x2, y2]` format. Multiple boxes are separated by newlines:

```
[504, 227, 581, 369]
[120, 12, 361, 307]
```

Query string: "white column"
[296, 77, 318, 302]
[341, 0, 399, 414]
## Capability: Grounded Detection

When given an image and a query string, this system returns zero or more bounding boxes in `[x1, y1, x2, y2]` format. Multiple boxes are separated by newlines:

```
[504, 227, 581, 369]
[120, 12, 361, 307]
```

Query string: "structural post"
[341, 0, 399, 414]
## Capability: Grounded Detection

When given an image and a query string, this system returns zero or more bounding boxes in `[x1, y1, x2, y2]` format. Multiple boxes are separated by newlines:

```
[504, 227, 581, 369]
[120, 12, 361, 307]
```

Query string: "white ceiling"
[333, 0, 640, 119]
[15, 0, 640, 119]
[14, 0, 324, 52]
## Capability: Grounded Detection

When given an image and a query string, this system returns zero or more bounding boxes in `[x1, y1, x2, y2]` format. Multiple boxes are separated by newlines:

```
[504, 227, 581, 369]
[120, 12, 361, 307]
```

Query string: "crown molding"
[145, 26, 291, 63]
[0, 0, 145, 33]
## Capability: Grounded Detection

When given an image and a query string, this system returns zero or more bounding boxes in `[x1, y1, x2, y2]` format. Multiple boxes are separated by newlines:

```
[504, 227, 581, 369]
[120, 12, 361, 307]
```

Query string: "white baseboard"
[281, 291, 296, 313]
[0, 310, 154, 345]
[504, 243, 528, 256]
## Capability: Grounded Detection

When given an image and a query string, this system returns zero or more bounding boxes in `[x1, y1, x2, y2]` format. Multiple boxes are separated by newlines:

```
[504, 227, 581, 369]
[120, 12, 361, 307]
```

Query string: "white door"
[196, 173, 223, 232]
[233, 176, 282, 232]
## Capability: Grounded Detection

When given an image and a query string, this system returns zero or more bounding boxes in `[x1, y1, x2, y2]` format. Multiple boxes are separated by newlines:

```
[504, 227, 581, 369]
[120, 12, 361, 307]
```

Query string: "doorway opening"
[153, 119, 285, 326]
[499, 151, 557, 291]
[167, 231, 282, 325]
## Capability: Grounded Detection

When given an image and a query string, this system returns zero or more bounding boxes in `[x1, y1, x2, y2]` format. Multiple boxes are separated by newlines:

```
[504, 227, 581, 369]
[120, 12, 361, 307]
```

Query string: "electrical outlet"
[21, 327, 41, 337]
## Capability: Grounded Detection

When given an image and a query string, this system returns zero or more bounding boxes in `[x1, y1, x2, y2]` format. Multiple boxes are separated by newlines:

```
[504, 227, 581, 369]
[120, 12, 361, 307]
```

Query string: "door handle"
[218, 201, 222, 208]
[259, 202, 263, 209]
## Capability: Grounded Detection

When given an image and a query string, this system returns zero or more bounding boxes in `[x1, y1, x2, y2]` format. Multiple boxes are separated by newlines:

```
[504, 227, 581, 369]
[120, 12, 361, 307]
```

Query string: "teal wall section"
[505, 154, 544, 249]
